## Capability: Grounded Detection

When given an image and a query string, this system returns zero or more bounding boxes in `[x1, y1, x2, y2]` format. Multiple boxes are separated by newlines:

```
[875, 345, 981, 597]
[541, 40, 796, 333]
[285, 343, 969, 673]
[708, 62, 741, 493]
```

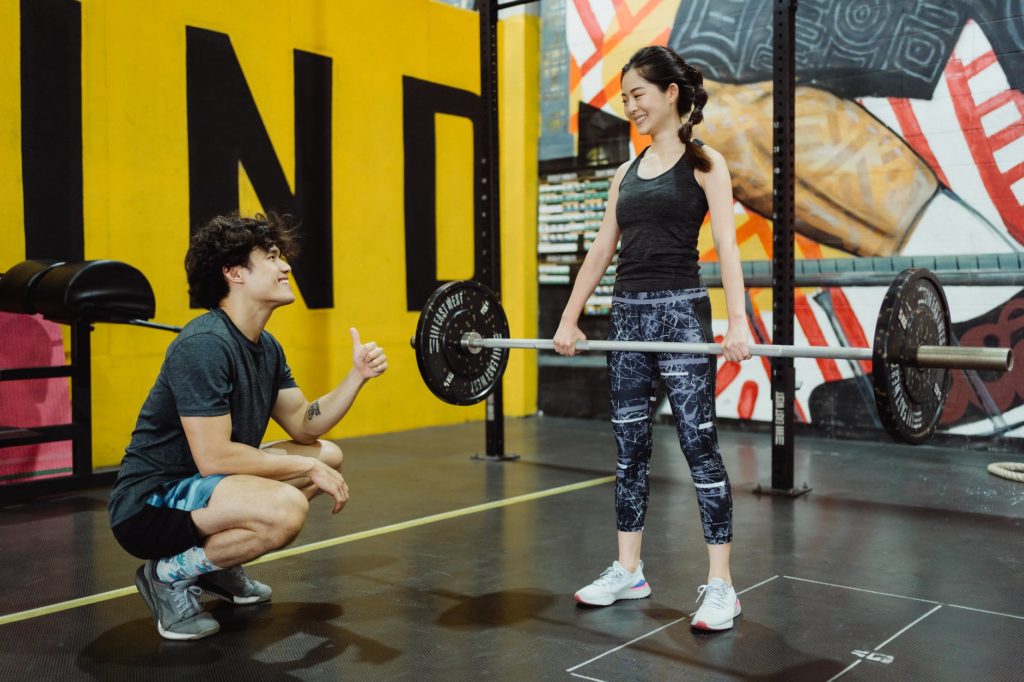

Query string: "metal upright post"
[70, 321, 93, 482]
[758, 0, 808, 496]
[475, 0, 517, 461]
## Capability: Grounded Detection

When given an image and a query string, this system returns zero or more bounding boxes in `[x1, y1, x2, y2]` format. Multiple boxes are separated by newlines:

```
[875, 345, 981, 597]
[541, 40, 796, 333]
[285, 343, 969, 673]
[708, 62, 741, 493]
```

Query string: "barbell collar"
[911, 345, 1013, 372]
[461, 334, 1012, 372]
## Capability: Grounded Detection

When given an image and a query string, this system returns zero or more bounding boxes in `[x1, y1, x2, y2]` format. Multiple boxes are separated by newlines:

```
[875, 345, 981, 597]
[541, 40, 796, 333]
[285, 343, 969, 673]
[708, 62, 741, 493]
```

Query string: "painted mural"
[551, 0, 1024, 441]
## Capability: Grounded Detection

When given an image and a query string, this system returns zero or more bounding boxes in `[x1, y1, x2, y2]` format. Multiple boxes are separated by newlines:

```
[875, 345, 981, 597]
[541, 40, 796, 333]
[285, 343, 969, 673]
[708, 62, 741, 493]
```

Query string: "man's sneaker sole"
[134, 570, 220, 641]
[574, 581, 652, 606]
[155, 619, 220, 641]
[691, 600, 742, 631]
[199, 585, 268, 605]
[197, 573, 272, 605]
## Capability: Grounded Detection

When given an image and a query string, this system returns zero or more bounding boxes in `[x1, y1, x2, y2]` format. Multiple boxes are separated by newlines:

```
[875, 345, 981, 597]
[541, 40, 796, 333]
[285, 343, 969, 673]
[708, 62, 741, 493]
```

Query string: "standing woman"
[554, 46, 751, 631]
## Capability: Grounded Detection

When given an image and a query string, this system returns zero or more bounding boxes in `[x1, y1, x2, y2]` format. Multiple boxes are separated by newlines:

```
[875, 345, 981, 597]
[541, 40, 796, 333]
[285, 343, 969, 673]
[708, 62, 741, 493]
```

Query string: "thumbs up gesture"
[351, 328, 388, 380]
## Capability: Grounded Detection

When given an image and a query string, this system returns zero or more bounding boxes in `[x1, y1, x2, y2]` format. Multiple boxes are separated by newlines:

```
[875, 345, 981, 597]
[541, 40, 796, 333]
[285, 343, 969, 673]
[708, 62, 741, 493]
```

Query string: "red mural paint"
[714, 334, 741, 396]
[738, 381, 758, 419]
[828, 288, 873, 374]
[716, 361, 741, 396]
[795, 293, 842, 382]
[942, 298, 1024, 425]
[888, 97, 952, 187]
[945, 54, 1024, 245]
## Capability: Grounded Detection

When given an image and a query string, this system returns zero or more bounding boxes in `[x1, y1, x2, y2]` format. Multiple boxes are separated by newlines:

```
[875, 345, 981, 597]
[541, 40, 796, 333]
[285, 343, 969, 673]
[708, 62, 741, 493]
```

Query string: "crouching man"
[109, 213, 387, 640]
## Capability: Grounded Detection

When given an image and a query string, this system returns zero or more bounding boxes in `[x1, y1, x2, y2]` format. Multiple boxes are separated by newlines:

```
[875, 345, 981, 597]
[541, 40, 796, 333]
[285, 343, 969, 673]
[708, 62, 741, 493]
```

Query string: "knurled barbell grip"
[460, 332, 1013, 372]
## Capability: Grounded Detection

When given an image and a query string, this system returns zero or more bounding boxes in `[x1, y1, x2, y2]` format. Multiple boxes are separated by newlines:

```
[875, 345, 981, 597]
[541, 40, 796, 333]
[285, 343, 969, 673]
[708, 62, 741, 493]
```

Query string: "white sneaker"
[574, 560, 652, 606]
[691, 578, 741, 630]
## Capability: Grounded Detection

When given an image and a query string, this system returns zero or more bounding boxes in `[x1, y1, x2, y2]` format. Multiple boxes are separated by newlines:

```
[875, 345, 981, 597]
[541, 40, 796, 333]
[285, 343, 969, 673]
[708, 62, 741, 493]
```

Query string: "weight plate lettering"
[414, 280, 509, 406]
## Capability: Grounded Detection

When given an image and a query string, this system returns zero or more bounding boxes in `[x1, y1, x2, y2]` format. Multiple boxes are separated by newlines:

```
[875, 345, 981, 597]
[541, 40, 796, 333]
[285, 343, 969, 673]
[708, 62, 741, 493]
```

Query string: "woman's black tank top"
[614, 144, 709, 292]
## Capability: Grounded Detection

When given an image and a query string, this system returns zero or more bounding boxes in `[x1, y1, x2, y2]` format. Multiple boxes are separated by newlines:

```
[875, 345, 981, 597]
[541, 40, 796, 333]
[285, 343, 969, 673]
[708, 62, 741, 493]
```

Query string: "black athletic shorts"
[112, 505, 204, 560]
[111, 473, 225, 560]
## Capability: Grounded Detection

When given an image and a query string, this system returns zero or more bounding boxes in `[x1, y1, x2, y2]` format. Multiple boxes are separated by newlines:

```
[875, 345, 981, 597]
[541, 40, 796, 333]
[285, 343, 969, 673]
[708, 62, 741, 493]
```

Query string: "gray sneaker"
[197, 565, 272, 604]
[135, 561, 220, 640]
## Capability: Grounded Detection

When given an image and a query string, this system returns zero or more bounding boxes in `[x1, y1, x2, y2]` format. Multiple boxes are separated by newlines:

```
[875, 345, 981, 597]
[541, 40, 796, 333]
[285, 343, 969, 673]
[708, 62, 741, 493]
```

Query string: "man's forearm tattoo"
[306, 400, 321, 421]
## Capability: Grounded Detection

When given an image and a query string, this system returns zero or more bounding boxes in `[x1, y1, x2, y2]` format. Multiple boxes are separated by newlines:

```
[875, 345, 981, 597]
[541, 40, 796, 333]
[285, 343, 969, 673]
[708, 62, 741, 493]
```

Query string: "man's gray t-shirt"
[108, 308, 297, 527]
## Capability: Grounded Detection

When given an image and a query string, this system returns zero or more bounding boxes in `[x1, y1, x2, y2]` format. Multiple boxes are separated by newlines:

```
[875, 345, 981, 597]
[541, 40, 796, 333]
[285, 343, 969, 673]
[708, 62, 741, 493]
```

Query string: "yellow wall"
[0, 0, 23, 258]
[499, 13, 540, 424]
[0, 0, 539, 469]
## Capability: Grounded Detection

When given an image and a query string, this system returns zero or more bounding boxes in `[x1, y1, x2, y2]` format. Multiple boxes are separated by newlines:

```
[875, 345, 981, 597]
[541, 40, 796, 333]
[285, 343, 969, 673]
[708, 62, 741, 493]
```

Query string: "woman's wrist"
[560, 311, 580, 325]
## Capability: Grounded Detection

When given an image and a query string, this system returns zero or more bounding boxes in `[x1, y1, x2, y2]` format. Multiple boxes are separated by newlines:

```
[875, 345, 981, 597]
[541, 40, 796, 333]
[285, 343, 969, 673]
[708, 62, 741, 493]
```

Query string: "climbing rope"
[987, 462, 1024, 483]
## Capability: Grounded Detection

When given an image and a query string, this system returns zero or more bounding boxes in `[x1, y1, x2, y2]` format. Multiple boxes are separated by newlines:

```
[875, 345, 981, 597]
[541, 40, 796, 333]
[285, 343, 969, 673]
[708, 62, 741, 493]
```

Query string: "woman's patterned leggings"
[607, 288, 733, 544]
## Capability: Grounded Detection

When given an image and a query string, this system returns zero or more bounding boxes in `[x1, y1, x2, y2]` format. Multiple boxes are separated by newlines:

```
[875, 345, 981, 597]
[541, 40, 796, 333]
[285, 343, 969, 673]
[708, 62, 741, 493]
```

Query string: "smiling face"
[227, 245, 295, 309]
[621, 68, 680, 137]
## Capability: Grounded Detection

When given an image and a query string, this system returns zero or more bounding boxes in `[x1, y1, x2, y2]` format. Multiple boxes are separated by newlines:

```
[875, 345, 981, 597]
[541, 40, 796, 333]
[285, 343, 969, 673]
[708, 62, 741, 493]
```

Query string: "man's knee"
[319, 440, 343, 470]
[265, 484, 309, 547]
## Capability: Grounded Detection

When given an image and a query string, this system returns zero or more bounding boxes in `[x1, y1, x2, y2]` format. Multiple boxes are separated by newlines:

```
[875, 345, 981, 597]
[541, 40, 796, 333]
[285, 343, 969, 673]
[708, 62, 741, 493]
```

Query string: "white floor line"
[874, 604, 943, 651]
[737, 574, 784, 596]
[788, 576, 1024, 620]
[830, 603, 944, 680]
[569, 673, 608, 682]
[825, 659, 862, 682]
[565, 575, 779, 673]
[565, 615, 691, 673]
[783, 575, 941, 604]
[947, 603, 1024, 621]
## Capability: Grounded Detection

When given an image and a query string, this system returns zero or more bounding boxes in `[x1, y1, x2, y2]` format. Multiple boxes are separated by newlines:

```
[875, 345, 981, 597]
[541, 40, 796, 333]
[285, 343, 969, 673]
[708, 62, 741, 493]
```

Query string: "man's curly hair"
[185, 213, 300, 309]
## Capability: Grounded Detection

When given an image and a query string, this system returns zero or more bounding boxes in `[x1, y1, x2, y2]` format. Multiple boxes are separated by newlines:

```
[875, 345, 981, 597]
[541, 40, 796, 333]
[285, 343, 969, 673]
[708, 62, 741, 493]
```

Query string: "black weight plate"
[872, 268, 952, 444]
[414, 280, 510, 406]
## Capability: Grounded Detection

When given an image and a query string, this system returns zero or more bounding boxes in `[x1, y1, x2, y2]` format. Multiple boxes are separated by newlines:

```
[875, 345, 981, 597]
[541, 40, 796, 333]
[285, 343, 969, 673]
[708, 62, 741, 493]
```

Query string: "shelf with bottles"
[584, 266, 616, 316]
[537, 166, 617, 316]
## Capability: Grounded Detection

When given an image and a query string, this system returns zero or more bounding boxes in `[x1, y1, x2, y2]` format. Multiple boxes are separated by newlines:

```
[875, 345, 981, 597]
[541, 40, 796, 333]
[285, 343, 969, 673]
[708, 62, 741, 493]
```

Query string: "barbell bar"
[459, 333, 1011, 371]
[412, 268, 1015, 445]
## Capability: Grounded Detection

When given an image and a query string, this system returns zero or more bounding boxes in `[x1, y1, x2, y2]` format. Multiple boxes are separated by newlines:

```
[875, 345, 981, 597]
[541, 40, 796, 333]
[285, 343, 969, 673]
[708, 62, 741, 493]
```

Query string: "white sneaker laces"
[594, 565, 629, 588]
[695, 582, 730, 610]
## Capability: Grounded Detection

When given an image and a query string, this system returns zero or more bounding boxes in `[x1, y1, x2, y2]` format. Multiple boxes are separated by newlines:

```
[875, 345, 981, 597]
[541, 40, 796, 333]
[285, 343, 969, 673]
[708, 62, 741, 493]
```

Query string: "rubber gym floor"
[1, 416, 1022, 681]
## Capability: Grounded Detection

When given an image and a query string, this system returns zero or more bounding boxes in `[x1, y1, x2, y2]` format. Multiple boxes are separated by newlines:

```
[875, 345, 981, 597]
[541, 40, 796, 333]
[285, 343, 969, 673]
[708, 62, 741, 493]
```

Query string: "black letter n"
[186, 27, 333, 308]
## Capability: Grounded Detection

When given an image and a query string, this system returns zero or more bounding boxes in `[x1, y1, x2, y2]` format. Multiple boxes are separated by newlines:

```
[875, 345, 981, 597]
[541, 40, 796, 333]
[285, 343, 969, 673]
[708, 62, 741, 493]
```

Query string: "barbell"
[413, 268, 1015, 445]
